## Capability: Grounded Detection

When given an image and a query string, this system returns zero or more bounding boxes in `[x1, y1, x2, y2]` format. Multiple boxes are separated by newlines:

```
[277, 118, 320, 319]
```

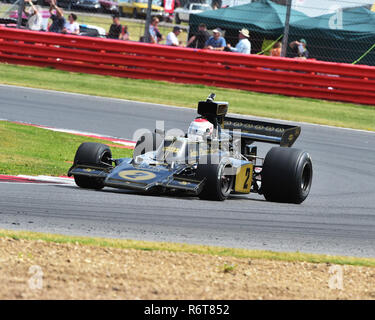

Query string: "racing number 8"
[243, 167, 251, 189]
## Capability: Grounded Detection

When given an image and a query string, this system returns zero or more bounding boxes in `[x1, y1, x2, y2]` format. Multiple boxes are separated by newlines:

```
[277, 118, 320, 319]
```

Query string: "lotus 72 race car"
[68, 94, 313, 203]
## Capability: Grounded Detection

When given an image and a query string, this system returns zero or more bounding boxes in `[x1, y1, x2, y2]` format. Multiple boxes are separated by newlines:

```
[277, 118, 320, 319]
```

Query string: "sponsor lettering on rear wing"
[223, 117, 301, 147]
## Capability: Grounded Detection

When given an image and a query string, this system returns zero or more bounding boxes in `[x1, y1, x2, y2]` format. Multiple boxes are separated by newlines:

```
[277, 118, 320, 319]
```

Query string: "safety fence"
[0, 27, 374, 105]
[189, 0, 375, 66]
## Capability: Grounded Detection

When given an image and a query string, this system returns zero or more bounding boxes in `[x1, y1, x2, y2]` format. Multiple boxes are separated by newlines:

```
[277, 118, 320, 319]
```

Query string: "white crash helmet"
[187, 118, 214, 141]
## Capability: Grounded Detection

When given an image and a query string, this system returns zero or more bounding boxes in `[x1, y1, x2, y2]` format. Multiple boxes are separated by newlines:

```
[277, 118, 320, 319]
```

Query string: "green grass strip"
[0, 121, 133, 176]
[1, 229, 374, 267]
[0, 63, 374, 131]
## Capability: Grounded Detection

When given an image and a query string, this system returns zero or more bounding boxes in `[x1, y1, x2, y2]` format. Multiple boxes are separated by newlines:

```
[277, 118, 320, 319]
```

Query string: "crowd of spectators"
[18, 1, 309, 59]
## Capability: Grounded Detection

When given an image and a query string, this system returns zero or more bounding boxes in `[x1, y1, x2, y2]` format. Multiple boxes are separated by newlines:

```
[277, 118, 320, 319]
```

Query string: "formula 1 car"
[68, 94, 313, 203]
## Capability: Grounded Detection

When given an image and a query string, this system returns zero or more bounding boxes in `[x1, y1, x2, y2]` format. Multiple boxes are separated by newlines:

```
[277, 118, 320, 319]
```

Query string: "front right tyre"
[197, 157, 234, 201]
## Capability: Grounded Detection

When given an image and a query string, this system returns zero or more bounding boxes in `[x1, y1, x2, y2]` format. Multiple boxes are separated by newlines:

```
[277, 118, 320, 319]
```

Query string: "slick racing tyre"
[197, 157, 234, 201]
[73, 142, 112, 190]
[261, 147, 313, 204]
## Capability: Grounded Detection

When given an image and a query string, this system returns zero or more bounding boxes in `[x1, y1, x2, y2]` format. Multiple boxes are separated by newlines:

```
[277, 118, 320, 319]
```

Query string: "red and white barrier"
[0, 27, 374, 105]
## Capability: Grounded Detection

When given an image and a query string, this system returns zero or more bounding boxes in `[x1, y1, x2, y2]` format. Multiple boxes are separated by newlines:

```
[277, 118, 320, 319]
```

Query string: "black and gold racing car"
[68, 94, 313, 203]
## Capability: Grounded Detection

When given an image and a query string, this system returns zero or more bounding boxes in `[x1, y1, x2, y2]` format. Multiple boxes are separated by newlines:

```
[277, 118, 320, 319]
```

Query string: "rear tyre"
[261, 147, 313, 204]
[197, 157, 234, 201]
[73, 142, 112, 190]
[175, 14, 181, 24]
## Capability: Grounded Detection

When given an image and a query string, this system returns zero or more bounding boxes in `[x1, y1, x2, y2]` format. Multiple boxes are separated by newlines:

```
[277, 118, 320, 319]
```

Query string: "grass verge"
[0, 63, 374, 131]
[1, 229, 374, 267]
[0, 121, 133, 176]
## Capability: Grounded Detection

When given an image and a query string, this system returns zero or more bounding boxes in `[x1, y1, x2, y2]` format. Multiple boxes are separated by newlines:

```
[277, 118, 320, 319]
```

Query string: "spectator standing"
[107, 15, 124, 39]
[186, 23, 210, 49]
[204, 28, 226, 51]
[48, 0, 65, 33]
[227, 28, 251, 54]
[166, 26, 182, 46]
[289, 39, 309, 59]
[149, 17, 163, 44]
[23, 0, 42, 31]
[271, 41, 282, 57]
[63, 13, 79, 35]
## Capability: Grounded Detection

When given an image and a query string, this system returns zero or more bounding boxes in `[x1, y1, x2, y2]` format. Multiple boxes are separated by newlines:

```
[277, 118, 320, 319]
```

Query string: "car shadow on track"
[57, 184, 267, 202]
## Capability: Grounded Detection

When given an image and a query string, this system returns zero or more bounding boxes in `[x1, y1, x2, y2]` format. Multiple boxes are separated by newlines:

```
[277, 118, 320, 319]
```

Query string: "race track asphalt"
[0, 85, 374, 257]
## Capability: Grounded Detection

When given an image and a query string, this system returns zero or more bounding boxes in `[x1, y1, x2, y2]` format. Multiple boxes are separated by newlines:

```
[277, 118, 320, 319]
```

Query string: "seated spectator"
[271, 41, 282, 57]
[227, 28, 251, 54]
[149, 17, 163, 44]
[63, 13, 79, 35]
[187, 23, 210, 49]
[289, 39, 309, 59]
[107, 14, 126, 40]
[48, 0, 65, 33]
[166, 26, 182, 46]
[23, 0, 42, 31]
[204, 28, 226, 51]
[122, 25, 129, 41]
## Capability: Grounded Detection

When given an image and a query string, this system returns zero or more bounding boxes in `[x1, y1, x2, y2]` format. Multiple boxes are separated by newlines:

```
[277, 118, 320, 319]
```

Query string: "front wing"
[68, 159, 205, 194]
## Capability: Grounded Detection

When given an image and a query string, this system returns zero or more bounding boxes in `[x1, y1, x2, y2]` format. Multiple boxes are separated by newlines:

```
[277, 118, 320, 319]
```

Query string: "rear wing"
[223, 117, 301, 147]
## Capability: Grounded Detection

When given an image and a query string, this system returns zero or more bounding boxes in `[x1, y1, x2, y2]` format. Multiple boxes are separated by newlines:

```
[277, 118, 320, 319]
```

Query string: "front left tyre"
[73, 142, 112, 190]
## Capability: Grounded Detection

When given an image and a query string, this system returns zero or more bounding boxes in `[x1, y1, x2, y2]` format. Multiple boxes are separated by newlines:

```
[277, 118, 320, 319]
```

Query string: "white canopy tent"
[292, 0, 374, 17]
